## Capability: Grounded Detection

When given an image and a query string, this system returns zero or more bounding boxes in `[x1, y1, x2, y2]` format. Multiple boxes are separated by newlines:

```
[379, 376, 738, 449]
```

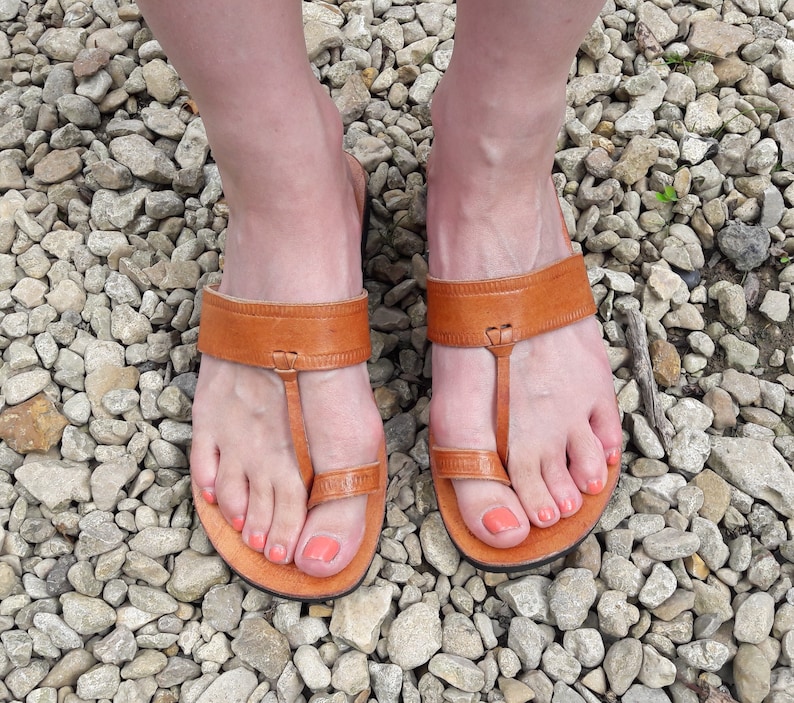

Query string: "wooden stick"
[625, 308, 675, 453]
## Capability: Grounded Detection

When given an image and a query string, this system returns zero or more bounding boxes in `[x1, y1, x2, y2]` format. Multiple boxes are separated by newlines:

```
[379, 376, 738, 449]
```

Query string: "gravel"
[1, 1, 794, 703]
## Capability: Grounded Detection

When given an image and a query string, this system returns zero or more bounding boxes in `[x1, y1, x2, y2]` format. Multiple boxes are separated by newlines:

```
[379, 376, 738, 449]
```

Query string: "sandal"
[193, 154, 386, 600]
[427, 212, 621, 571]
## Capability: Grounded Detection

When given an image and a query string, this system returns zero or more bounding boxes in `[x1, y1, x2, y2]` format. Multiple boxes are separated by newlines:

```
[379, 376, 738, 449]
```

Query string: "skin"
[137, 0, 623, 578]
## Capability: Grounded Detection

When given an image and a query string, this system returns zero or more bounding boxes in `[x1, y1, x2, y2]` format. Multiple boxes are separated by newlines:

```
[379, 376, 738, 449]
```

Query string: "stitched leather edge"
[426, 253, 596, 347]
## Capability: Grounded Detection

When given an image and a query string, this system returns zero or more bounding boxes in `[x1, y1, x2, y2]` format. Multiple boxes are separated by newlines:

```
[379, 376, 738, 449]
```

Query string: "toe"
[540, 457, 583, 518]
[240, 475, 275, 554]
[294, 495, 367, 578]
[452, 478, 531, 547]
[189, 431, 219, 503]
[214, 459, 249, 532]
[589, 392, 624, 464]
[264, 468, 308, 565]
[566, 426, 609, 495]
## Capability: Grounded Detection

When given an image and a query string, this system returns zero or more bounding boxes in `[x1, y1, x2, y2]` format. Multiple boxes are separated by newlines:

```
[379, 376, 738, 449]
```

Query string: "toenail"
[248, 533, 265, 551]
[537, 507, 556, 523]
[231, 516, 245, 532]
[606, 449, 621, 466]
[303, 536, 340, 563]
[268, 545, 287, 563]
[587, 479, 603, 494]
[482, 507, 520, 534]
[200, 489, 216, 504]
[559, 499, 575, 514]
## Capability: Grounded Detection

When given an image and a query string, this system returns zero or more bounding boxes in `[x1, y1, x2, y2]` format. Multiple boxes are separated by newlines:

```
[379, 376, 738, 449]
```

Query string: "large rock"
[708, 437, 794, 518]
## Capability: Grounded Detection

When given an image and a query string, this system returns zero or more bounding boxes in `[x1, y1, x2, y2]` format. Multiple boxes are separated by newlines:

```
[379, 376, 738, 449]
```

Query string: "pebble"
[386, 601, 442, 669]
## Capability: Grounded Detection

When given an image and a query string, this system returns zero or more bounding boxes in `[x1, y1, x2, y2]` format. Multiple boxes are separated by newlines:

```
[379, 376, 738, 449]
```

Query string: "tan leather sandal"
[427, 220, 621, 571]
[193, 154, 386, 600]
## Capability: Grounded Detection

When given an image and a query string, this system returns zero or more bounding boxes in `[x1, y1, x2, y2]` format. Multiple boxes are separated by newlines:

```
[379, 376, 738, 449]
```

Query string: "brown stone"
[702, 387, 737, 430]
[649, 339, 681, 387]
[84, 366, 140, 420]
[690, 469, 732, 523]
[73, 47, 110, 78]
[33, 148, 83, 184]
[687, 20, 754, 59]
[0, 393, 68, 454]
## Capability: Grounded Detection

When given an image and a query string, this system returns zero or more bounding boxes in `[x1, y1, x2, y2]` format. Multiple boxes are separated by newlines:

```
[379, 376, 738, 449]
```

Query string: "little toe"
[452, 479, 531, 547]
[294, 496, 368, 578]
[589, 400, 624, 466]
[189, 432, 220, 503]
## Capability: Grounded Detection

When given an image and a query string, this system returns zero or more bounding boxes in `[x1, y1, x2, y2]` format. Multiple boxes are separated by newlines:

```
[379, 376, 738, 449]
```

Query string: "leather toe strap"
[307, 462, 382, 510]
[432, 447, 511, 485]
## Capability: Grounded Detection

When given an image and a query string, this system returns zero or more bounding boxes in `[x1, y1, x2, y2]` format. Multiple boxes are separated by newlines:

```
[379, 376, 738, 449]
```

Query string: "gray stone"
[14, 460, 91, 511]
[717, 223, 771, 271]
[603, 638, 642, 696]
[428, 653, 485, 693]
[386, 602, 442, 669]
[676, 640, 731, 671]
[231, 618, 290, 679]
[642, 528, 700, 561]
[548, 568, 597, 630]
[734, 592, 775, 644]
[109, 134, 176, 183]
[420, 512, 460, 576]
[708, 437, 794, 518]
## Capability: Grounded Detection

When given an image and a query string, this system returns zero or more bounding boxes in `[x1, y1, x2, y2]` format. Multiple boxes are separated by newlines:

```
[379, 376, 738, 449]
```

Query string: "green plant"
[661, 51, 715, 72]
[655, 185, 679, 203]
[711, 106, 776, 139]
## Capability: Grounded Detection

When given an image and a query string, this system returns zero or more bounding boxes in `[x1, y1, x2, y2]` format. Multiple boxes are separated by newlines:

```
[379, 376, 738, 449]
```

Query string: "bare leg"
[427, 0, 623, 547]
[137, 1, 383, 577]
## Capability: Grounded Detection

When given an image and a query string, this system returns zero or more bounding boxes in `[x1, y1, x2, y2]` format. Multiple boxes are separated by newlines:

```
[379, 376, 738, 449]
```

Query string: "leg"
[137, 1, 383, 578]
[427, 0, 623, 548]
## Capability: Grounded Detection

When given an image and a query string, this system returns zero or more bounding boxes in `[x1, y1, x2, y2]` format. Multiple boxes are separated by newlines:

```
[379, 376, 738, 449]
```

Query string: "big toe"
[452, 479, 531, 548]
[293, 495, 368, 578]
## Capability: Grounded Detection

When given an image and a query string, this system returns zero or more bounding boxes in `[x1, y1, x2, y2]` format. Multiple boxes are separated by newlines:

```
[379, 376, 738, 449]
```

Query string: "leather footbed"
[427, 202, 621, 572]
[193, 154, 386, 601]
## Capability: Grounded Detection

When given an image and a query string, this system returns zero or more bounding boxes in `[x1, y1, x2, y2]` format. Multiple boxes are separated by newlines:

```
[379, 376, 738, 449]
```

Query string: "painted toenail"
[537, 507, 556, 523]
[559, 499, 575, 514]
[587, 479, 603, 494]
[607, 449, 621, 465]
[268, 545, 287, 563]
[482, 507, 520, 534]
[231, 516, 245, 532]
[248, 533, 265, 551]
[303, 536, 340, 562]
[200, 489, 216, 504]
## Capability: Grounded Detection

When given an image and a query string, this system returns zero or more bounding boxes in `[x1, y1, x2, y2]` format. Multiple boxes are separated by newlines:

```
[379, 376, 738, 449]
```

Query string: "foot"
[426, 86, 623, 551]
[190, 99, 384, 579]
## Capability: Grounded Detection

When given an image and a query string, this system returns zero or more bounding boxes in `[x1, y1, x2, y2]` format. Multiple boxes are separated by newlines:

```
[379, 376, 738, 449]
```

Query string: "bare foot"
[190, 98, 383, 579]
[427, 88, 623, 551]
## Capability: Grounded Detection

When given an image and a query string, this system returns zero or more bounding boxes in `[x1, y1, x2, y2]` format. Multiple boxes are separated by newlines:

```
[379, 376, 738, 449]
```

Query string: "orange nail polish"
[559, 499, 575, 515]
[268, 545, 287, 563]
[606, 449, 621, 466]
[248, 534, 265, 551]
[482, 507, 520, 534]
[588, 479, 603, 494]
[231, 516, 245, 532]
[303, 536, 340, 562]
[201, 489, 216, 504]
[537, 507, 556, 523]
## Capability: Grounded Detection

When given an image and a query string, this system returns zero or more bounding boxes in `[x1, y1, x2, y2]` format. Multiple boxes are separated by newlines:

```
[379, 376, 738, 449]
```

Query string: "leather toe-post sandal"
[426, 217, 621, 572]
[193, 154, 386, 600]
